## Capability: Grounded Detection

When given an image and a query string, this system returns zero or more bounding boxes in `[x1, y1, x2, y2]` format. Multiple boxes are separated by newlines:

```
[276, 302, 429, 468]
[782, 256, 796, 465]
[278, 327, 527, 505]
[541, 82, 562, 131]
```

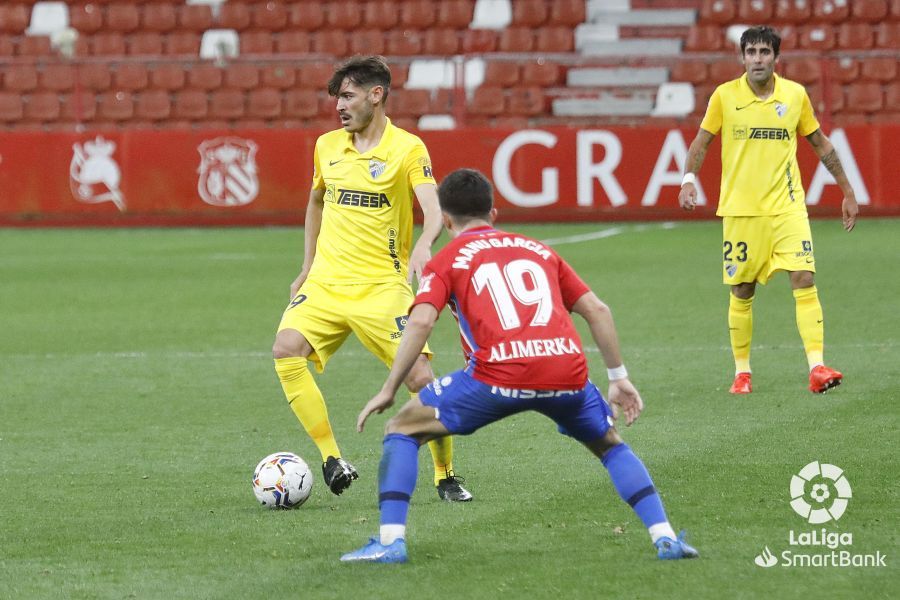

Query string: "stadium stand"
[0, 0, 896, 130]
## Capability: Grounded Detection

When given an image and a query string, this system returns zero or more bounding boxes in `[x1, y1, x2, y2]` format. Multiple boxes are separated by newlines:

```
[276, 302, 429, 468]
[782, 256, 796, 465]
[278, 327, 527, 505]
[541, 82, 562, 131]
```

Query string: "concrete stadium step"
[587, 5, 697, 26]
[567, 67, 669, 87]
[577, 36, 683, 56]
[552, 93, 655, 117]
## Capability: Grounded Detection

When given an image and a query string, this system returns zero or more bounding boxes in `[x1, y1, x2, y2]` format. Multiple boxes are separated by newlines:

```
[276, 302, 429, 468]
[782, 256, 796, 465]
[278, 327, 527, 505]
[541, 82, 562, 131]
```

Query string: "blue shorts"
[418, 370, 614, 443]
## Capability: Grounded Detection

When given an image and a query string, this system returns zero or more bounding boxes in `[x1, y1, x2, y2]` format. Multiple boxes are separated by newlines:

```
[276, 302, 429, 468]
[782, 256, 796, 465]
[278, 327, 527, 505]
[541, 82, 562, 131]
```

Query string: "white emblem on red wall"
[197, 137, 259, 207]
[70, 136, 126, 211]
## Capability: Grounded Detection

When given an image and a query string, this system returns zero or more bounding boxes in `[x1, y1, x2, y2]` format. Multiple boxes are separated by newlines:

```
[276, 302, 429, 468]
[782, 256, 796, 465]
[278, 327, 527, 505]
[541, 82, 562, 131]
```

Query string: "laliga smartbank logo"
[754, 462, 887, 569]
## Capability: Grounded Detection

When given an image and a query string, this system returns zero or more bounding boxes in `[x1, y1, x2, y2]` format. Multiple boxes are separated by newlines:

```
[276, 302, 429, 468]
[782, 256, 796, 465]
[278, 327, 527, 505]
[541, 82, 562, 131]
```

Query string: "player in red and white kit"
[341, 169, 699, 564]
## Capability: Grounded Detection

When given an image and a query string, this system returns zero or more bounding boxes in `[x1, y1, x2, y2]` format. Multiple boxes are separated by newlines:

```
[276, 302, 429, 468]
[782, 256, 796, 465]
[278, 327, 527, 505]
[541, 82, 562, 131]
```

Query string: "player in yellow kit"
[273, 56, 472, 501]
[679, 26, 858, 395]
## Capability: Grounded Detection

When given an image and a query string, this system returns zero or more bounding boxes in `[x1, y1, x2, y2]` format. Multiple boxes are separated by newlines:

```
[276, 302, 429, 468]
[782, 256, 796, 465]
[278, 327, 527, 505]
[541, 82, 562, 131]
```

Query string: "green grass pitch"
[1, 219, 897, 599]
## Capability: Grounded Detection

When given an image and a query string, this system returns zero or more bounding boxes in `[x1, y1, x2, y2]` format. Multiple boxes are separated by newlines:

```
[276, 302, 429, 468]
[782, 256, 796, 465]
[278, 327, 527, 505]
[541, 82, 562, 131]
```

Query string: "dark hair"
[740, 26, 781, 57]
[438, 169, 494, 220]
[327, 55, 391, 103]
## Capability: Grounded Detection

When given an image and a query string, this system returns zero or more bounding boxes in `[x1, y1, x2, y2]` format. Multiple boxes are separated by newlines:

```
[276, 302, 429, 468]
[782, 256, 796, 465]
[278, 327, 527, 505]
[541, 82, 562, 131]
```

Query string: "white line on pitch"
[540, 222, 677, 246]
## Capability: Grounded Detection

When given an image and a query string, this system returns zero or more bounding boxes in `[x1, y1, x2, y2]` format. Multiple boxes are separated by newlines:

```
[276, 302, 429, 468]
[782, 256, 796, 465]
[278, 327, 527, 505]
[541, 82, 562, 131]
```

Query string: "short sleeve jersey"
[309, 118, 436, 284]
[700, 73, 820, 217]
[413, 227, 591, 390]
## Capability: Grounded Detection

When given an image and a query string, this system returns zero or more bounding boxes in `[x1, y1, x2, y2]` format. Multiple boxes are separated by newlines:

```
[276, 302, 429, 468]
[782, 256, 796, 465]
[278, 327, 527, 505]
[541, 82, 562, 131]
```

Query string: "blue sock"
[601, 443, 669, 528]
[379, 433, 420, 527]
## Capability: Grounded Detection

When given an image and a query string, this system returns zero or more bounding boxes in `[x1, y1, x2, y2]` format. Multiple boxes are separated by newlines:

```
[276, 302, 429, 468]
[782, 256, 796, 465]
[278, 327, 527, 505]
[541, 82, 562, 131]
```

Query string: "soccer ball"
[252, 452, 313, 509]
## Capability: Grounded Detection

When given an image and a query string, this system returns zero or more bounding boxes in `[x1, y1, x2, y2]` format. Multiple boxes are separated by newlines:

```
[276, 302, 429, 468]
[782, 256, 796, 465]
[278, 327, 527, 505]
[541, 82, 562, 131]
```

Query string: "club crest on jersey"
[775, 103, 787, 118]
[726, 263, 738, 277]
[197, 137, 259, 207]
[369, 159, 386, 179]
[69, 136, 126, 211]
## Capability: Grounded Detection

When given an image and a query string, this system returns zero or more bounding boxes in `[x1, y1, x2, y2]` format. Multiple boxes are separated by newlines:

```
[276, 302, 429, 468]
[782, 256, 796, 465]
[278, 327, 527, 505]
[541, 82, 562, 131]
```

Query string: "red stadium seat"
[437, 0, 474, 28]
[776, 24, 800, 50]
[98, 92, 135, 121]
[709, 59, 743, 82]
[106, 3, 140, 33]
[738, 0, 774, 21]
[845, 82, 883, 112]
[177, 4, 213, 32]
[700, 0, 736, 24]
[165, 31, 201, 56]
[430, 88, 453, 113]
[851, 0, 889, 21]
[141, 3, 177, 33]
[774, 0, 812, 22]
[247, 88, 282, 119]
[506, 87, 545, 116]
[4, 64, 37, 91]
[78, 63, 112, 91]
[391, 89, 431, 117]
[671, 61, 709, 85]
[288, 4, 325, 31]
[260, 64, 296, 89]
[548, 0, 586, 26]
[783, 57, 823, 84]
[891, 0, 900, 17]
[861, 57, 898, 81]
[276, 30, 310, 53]
[799, 25, 836, 50]
[252, 2, 288, 31]
[461, 29, 497, 52]
[135, 89, 171, 120]
[385, 30, 422, 55]
[349, 30, 386, 55]
[685, 25, 723, 51]
[807, 82, 844, 114]
[391, 63, 409, 87]
[400, 1, 435, 28]
[885, 82, 900, 110]
[326, 1, 363, 30]
[91, 32, 127, 56]
[469, 86, 504, 116]
[187, 64, 223, 90]
[61, 91, 96, 122]
[128, 32, 164, 56]
[39, 63, 76, 92]
[17, 35, 52, 57]
[512, 0, 548, 26]
[113, 63, 149, 91]
[224, 64, 260, 90]
[423, 28, 460, 54]
[298, 63, 334, 89]
[837, 23, 873, 48]
[484, 61, 520, 87]
[875, 22, 900, 48]
[0, 93, 24, 121]
[499, 27, 534, 52]
[363, 1, 399, 30]
[23, 92, 60, 122]
[218, 2, 251, 30]
[311, 30, 348, 56]
[521, 61, 560, 87]
[829, 57, 859, 83]
[283, 89, 320, 119]
[811, 0, 849, 22]
[535, 27, 573, 52]
[150, 64, 186, 91]
[0, 35, 14, 56]
[0, 4, 30, 34]
[209, 89, 245, 119]
[241, 31, 274, 54]
[173, 90, 208, 120]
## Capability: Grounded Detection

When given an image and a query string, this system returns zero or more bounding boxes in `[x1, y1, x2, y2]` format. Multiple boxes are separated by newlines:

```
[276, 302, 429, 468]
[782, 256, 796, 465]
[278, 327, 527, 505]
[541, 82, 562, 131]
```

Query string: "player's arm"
[409, 183, 442, 283]
[289, 188, 325, 299]
[357, 303, 439, 432]
[805, 129, 859, 232]
[571, 291, 643, 426]
[679, 129, 715, 211]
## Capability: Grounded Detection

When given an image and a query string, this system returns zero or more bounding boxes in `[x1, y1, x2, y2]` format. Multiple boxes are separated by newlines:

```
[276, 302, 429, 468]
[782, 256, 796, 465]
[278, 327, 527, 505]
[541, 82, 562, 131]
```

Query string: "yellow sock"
[729, 293, 753, 374]
[414, 392, 454, 485]
[274, 357, 340, 463]
[793, 286, 824, 370]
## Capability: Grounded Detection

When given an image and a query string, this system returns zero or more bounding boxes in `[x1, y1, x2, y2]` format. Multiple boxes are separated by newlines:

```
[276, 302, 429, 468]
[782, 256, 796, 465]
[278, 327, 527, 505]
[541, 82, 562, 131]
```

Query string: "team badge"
[725, 263, 737, 277]
[69, 136, 126, 211]
[369, 159, 386, 179]
[197, 137, 259, 206]
[775, 103, 787, 118]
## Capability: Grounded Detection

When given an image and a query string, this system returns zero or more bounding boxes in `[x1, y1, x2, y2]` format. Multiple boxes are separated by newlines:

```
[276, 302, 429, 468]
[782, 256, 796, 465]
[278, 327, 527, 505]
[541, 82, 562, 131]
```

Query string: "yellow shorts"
[722, 212, 815, 285]
[276, 278, 431, 372]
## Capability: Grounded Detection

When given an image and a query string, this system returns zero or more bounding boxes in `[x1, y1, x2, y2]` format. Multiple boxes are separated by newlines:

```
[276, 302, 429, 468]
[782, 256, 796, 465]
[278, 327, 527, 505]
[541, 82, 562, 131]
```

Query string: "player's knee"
[272, 329, 310, 359]
[590, 428, 624, 458]
[790, 270, 815, 289]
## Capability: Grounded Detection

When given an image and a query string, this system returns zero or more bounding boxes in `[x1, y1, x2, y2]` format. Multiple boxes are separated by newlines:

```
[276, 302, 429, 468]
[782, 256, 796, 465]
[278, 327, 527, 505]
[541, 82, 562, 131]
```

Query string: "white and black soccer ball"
[252, 452, 313, 509]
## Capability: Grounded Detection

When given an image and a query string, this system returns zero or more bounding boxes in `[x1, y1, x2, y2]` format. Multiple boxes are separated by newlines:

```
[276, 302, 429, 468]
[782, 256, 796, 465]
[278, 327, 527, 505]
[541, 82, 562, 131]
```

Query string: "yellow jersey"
[308, 118, 436, 284]
[701, 73, 820, 217]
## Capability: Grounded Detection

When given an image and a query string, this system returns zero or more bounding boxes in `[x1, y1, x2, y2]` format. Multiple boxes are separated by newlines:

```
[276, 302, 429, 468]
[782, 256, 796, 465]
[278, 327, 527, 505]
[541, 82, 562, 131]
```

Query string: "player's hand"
[408, 243, 431, 284]
[357, 391, 396, 432]
[607, 379, 644, 426]
[842, 195, 858, 232]
[678, 183, 698, 211]
[289, 270, 309, 300]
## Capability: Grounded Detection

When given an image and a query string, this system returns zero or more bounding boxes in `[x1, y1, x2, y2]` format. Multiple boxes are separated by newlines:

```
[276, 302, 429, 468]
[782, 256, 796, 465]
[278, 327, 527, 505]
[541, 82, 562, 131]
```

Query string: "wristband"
[607, 365, 628, 381]
[681, 172, 696, 187]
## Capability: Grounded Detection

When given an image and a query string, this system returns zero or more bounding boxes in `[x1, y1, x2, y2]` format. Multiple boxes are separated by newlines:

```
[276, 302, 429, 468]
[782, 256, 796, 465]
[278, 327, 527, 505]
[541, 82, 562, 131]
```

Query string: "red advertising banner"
[0, 124, 895, 226]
